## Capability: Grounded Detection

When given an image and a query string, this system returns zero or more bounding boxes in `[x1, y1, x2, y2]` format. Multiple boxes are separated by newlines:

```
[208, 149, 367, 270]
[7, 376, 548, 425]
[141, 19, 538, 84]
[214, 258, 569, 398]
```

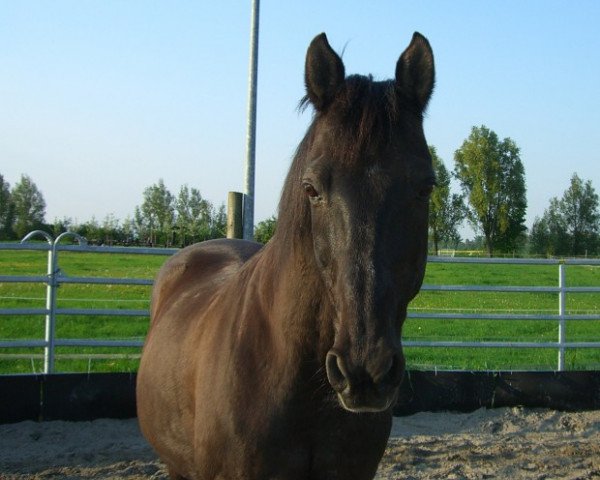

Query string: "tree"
[0, 174, 14, 239]
[76, 217, 101, 244]
[11, 174, 46, 238]
[102, 214, 120, 245]
[133, 206, 149, 245]
[121, 215, 135, 245]
[51, 217, 73, 238]
[494, 140, 528, 253]
[428, 146, 464, 255]
[140, 179, 174, 246]
[175, 185, 192, 246]
[208, 204, 227, 240]
[559, 174, 599, 255]
[175, 185, 212, 246]
[530, 174, 599, 256]
[255, 216, 277, 244]
[529, 215, 551, 256]
[454, 125, 527, 256]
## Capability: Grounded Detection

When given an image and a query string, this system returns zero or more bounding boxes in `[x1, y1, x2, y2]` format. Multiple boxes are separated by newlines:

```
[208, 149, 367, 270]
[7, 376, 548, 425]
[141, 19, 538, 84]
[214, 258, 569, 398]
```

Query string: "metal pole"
[45, 232, 88, 373]
[557, 263, 566, 371]
[243, 0, 260, 241]
[20, 231, 54, 373]
[45, 241, 59, 374]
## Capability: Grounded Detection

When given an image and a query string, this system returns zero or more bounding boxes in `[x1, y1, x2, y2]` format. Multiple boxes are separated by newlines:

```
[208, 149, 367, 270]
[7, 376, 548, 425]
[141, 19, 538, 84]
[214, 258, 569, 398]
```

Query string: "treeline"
[0, 176, 226, 247]
[2, 124, 599, 256]
[429, 125, 599, 257]
[0, 174, 46, 240]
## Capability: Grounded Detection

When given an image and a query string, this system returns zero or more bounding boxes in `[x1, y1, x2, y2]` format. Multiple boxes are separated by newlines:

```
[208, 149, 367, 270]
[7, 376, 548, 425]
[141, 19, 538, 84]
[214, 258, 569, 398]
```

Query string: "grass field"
[1, 247, 599, 373]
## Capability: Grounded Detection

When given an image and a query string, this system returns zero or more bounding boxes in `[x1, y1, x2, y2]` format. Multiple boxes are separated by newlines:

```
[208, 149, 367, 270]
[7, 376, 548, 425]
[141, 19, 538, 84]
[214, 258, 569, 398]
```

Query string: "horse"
[137, 31, 435, 480]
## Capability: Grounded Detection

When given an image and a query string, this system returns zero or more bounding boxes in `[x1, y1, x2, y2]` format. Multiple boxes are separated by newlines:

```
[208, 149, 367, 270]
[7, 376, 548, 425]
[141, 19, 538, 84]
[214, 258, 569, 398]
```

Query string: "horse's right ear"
[305, 33, 345, 112]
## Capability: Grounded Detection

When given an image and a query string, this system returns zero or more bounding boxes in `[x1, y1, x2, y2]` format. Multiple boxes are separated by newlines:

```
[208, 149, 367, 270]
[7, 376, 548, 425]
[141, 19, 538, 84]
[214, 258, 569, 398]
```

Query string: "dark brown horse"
[137, 32, 435, 480]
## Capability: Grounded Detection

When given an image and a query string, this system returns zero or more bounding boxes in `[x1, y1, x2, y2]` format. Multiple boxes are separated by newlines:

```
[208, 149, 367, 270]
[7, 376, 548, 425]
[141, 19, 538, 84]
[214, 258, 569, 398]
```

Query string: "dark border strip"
[2, 371, 600, 424]
[0, 373, 137, 424]
[394, 370, 600, 415]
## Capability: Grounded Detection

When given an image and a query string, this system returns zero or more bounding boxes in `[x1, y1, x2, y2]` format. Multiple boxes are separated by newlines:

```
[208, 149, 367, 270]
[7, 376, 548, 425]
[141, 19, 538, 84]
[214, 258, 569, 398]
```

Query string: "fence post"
[21, 231, 89, 373]
[44, 242, 60, 374]
[227, 192, 244, 239]
[45, 233, 88, 373]
[557, 263, 566, 371]
[20, 231, 55, 373]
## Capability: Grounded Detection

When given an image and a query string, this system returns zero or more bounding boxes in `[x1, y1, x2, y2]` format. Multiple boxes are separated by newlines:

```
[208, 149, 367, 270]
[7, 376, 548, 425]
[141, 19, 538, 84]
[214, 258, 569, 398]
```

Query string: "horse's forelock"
[328, 75, 396, 165]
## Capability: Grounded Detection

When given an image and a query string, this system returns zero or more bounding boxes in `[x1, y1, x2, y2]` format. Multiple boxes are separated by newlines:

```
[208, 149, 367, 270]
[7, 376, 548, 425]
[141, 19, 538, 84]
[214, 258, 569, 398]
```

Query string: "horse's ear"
[395, 32, 435, 112]
[305, 33, 345, 112]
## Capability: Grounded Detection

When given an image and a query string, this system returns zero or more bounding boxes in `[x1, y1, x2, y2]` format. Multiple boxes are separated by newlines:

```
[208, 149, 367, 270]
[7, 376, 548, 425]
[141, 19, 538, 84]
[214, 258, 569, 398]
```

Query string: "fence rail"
[407, 256, 600, 370]
[1, 232, 600, 373]
[0, 231, 176, 373]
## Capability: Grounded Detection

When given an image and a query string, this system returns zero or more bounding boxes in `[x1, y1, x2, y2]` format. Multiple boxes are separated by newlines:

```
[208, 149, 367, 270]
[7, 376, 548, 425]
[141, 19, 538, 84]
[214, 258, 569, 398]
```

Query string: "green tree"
[428, 146, 464, 255]
[208, 204, 227, 240]
[11, 174, 46, 238]
[529, 215, 551, 256]
[140, 179, 174, 246]
[531, 174, 599, 256]
[454, 126, 527, 256]
[102, 214, 120, 245]
[0, 174, 15, 239]
[254, 216, 277, 244]
[121, 215, 135, 244]
[133, 206, 148, 244]
[175, 185, 193, 246]
[51, 217, 73, 238]
[77, 217, 101, 244]
[559, 174, 599, 255]
[175, 185, 212, 246]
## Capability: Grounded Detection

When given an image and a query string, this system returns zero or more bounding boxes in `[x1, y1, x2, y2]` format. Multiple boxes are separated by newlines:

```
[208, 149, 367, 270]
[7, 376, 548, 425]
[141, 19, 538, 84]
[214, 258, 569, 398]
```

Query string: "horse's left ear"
[395, 32, 435, 112]
[305, 33, 345, 112]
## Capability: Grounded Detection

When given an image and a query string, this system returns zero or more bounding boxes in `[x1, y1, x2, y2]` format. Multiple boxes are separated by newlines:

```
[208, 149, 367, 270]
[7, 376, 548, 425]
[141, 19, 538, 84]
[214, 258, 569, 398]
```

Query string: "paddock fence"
[407, 256, 600, 371]
[0, 231, 176, 374]
[1, 231, 600, 374]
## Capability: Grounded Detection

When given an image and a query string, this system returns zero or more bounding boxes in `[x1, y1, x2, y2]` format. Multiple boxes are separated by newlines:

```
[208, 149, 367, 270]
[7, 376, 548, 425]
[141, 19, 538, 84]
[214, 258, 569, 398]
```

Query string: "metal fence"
[407, 256, 600, 370]
[0, 231, 176, 374]
[1, 232, 600, 373]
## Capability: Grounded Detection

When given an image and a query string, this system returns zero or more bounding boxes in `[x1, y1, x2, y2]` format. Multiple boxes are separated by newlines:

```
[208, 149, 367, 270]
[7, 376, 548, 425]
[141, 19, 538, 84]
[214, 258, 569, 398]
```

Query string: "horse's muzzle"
[325, 349, 404, 413]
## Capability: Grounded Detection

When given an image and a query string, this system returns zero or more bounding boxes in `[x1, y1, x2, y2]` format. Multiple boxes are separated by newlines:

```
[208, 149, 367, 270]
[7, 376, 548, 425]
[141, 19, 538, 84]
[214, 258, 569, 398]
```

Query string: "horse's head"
[300, 33, 435, 413]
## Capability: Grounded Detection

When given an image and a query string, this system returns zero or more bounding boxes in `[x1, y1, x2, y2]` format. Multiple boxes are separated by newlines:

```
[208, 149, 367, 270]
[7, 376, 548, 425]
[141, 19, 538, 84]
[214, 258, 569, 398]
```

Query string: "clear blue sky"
[2, 1, 599, 239]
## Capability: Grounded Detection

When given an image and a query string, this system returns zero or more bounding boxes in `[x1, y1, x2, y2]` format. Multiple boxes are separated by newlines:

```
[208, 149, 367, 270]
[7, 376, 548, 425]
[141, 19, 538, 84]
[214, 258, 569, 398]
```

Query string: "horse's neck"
[253, 240, 334, 362]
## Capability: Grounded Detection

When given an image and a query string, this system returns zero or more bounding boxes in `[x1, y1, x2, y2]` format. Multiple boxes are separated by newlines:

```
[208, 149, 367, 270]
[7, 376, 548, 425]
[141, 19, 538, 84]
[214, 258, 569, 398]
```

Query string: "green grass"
[0, 249, 165, 374]
[1, 248, 599, 373]
[404, 262, 600, 370]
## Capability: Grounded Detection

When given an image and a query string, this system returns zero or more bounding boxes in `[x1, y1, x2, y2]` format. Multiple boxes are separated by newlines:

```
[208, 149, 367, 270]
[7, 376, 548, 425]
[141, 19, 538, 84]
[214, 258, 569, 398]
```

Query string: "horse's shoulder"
[152, 239, 263, 318]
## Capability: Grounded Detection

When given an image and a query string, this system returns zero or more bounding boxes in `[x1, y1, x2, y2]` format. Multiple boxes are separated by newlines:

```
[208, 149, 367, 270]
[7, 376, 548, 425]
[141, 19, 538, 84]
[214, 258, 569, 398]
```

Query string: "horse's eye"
[303, 183, 320, 199]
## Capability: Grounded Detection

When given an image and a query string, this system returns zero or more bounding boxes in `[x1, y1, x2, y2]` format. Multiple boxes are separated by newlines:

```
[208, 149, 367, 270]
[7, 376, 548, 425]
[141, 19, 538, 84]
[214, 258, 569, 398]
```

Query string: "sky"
[2, 1, 599, 239]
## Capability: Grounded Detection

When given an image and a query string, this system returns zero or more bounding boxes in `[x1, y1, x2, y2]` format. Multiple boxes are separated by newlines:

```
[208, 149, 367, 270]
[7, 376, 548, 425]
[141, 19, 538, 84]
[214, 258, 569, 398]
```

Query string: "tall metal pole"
[243, 0, 260, 240]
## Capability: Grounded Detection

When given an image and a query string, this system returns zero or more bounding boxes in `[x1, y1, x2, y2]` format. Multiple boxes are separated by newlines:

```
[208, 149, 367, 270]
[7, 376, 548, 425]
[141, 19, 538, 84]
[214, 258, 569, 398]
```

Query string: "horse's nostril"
[325, 351, 349, 393]
[372, 354, 403, 386]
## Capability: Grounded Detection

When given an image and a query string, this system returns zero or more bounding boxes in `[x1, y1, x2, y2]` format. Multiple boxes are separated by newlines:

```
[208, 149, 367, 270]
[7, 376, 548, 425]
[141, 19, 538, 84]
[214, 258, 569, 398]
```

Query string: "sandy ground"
[1, 407, 600, 479]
